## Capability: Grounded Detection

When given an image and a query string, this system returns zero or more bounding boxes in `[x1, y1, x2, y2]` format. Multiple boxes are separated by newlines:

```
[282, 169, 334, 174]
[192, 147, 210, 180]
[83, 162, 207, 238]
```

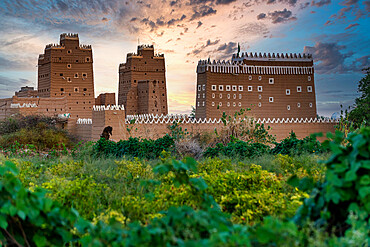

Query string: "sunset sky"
[0, 0, 369, 116]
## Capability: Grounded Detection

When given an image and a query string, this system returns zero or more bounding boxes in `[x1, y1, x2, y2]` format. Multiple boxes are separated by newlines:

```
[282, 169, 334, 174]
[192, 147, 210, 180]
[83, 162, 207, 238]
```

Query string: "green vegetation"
[0, 126, 369, 246]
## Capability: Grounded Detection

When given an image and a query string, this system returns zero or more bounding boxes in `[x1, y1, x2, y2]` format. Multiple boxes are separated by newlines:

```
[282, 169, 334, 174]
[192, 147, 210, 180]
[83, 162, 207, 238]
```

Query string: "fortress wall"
[91, 106, 126, 141]
[76, 119, 92, 142]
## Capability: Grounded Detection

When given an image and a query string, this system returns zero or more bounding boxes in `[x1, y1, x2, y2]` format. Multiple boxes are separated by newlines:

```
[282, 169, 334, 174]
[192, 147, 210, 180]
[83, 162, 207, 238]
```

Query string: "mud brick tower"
[195, 52, 317, 119]
[37, 33, 95, 123]
[118, 45, 168, 115]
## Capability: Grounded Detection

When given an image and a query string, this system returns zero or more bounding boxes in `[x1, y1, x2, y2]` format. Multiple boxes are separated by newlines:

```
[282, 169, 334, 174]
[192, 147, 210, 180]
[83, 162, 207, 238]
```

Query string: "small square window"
[74, 87, 79, 92]
[60, 73, 63, 76]
[212, 85, 217, 91]
[258, 102, 262, 107]
[67, 77, 71, 82]
[198, 85, 201, 91]
[203, 93, 205, 98]
[309, 103, 313, 108]
[239, 94, 242, 99]
[249, 75, 252, 80]
[259, 94, 262, 99]
[85, 57, 90, 62]
[219, 102, 222, 106]
[287, 105, 290, 111]
[258, 86, 263, 92]
[233, 94, 236, 99]
[202, 85, 206, 90]
[212, 102, 215, 106]
[226, 85, 231, 91]
[297, 86, 302, 92]
[233, 102, 236, 107]
[197, 102, 200, 106]
[67, 50, 72, 54]
[232, 85, 237, 91]
[238, 102, 241, 107]
[238, 86, 243, 91]
[212, 93, 215, 98]
[67, 64, 71, 68]
[60, 88, 64, 91]
[248, 86, 252, 91]
[82, 73, 87, 78]
[227, 94, 230, 99]
[198, 94, 200, 98]
[219, 93, 222, 98]
[227, 102, 230, 107]
[219, 85, 224, 91]
[269, 78, 274, 84]
[307, 86, 312, 92]
[74, 73, 79, 78]
[258, 76, 262, 81]
[308, 76, 311, 81]
[297, 103, 301, 108]
[286, 89, 291, 95]
[202, 101, 205, 106]
[269, 97, 274, 102]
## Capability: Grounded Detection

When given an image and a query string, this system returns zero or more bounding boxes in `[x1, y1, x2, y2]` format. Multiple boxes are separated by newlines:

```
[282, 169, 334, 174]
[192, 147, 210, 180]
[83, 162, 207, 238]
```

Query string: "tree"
[348, 68, 370, 126]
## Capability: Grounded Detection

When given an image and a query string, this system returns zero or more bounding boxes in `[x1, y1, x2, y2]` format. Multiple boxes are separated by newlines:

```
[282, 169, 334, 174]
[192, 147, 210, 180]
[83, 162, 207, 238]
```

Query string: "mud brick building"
[95, 93, 116, 106]
[118, 45, 168, 115]
[195, 52, 316, 119]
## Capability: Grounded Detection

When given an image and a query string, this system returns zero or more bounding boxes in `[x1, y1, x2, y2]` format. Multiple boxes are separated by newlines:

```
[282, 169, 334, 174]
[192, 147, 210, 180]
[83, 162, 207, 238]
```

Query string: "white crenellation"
[10, 103, 38, 108]
[76, 118, 92, 124]
[92, 105, 125, 111]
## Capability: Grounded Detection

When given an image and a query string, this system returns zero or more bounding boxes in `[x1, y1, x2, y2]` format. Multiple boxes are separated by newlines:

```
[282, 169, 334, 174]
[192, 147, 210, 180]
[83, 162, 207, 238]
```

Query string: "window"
[258, 102, 262, 107]
[309, 103, 313, 108]
[60, 73, 63, 76]
[233, 102, 236, 107]
[198, 94, 200, 98]
[202, 102, 205, 106]
[219, 93, 222, 98]
[74, 87, 79, 92]
[258, 76, 262, 81]
[269, 97, 274, 102]
[227, 94, 230, 99]
[219, 85, 224, 91]
[74, 73, 79, 78]
[269, 78, 274, 84]
[212, 85, 216, 91]
[238, 102, 241, 107]
[203, 93, 205, 98]
[308, 76, 311, 81]
[239, 94, 242, 99]
[82, 73, 87, 78]
[202, 85, 205, 90]
[287, 105, 290, 111]
[232, 85, 237, 91]
[83, 88, 87, 91]
[212, 93, 215, 98]
[258, 86, 263, 92]
[67, 77, 71, 82]
[248, 86, 252, 91]
[67, 64, 71, 68]
[85, 57, 90, 62]
[67, 50, 72, 54]
[233, 94, 236, 99]
[60, 88, 64, 91]
[197, 102, 200, 106]
[286, 89, 291, 95]
[238, 86, 243, 91]
[249, 75, 252, 80]
[297, 86, 302, 92]
[226, 85, 231, 91]
[198, 85, 201, 91]
[307, 86, 312, 92]
[212, 102, 215, 106]
[219, 102, 222, 106]
[259, 94, 262, 99]
[227, 102, 230, 107]
[297, 103, 301, 108]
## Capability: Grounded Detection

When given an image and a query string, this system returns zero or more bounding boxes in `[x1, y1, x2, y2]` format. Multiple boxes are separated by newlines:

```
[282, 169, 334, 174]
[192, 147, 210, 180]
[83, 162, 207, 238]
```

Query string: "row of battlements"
[92, 105, 125, 111]
[77, 118, 92, 124]
[232, 52, 313, 61]
[44, 43, 92, 50]
[10, 103, 37, 108]
[60, 33, 79, 39]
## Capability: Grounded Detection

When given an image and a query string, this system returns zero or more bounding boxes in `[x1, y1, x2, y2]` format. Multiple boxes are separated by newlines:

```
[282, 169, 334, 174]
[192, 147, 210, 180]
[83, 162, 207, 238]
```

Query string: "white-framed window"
[258, 86, 263, 92]
[232, 85, 237, 91]
[197, 102, 199, 106]
[82, 73, 87, 78]
[226, 85, 231, 91]
[269, 97, 274, 102]
[197, 94, 200, 98]
[258, 76, 262, 81]
[219, 102, 222, 106]
[202, 85, 206, 90]
[67, 49, 72, 54]
[238, 86, 243, 91]
[227, 102, 230, 107]
[233, 94, 236, 99]
[287, 105, 290, 111]
[67, 77, 71, 82]
[198, 85, 201, 91]
[203, 93, 205, 98]
[212, 85, 217, 91]
[308, 76, 311, 81]
[238, 102, 241, 107]
[74, 73, 79, 78]
[212, 93, 215, 98]
[297, 103, 301, 108]
[258, 102, 262, 107]
[219, 85, 224, 91]
[85, 57, 90, 62]
[249, 75, 252, 80]
[259, 94, 262, 99]
[202, 101, 205, 106]
[74, 87, 79, 92]
[297, 86, 302, 92]
[286, 89, 291, 95]
[248, 86, 252, 91]
[219, 93, 222, 98]
[269, 78, 274, 84]
[227, 94, 230, 99]
[212, 102, 215, 106]
[67, 64, 71, 68]
[309, 103, 313, 108]
[239, 94, 242, 99]
[233, 102, 236, 107]
[307, 86, 312, 92]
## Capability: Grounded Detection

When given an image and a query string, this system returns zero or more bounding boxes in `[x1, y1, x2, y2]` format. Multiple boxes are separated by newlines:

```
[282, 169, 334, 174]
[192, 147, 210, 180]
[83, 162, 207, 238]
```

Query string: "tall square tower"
[118, 45, 168, 115]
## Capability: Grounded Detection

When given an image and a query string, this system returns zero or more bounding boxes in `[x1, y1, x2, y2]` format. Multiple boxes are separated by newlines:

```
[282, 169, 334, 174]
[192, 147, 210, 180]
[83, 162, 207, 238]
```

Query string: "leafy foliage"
[204, 140, 270, 159]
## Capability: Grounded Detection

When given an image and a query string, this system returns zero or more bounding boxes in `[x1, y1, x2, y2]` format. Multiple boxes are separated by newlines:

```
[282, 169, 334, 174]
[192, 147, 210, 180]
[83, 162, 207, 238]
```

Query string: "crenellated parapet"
[92, 105, 125, 111]
[10, 103, 38, 108]
[77, 118, 92, 124]
[232, 52, 312, 62]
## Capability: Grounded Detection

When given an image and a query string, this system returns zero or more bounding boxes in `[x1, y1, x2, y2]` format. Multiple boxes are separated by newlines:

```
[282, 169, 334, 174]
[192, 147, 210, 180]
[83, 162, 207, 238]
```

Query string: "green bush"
[204, 140, 270, 158]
